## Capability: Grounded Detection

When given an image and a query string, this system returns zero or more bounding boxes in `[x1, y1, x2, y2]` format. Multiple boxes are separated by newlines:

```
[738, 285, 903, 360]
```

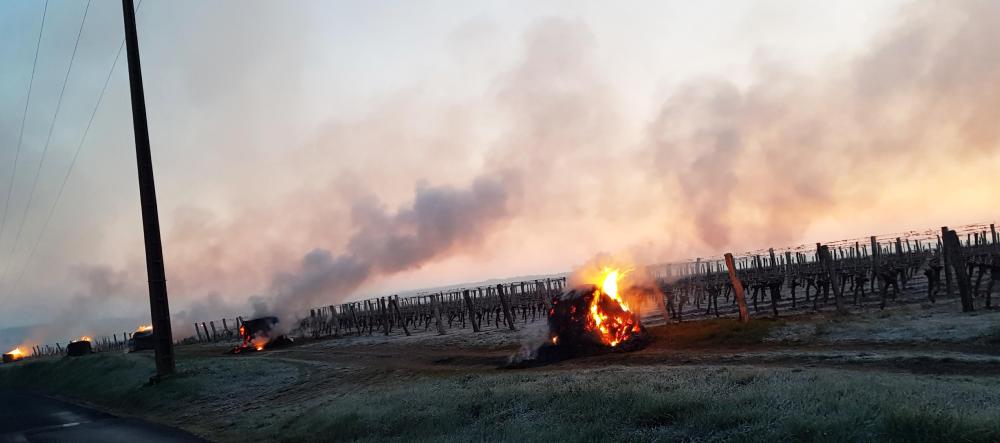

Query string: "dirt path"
[217, 330, 1000, 387]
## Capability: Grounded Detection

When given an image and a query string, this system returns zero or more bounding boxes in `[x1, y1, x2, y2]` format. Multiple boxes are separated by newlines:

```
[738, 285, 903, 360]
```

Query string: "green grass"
[3, 353, 1000, 442]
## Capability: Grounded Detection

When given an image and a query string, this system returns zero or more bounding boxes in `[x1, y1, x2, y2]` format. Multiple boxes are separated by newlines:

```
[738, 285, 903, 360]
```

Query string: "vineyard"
[20, 222, 998, 355]
[184, 222, 998, 346]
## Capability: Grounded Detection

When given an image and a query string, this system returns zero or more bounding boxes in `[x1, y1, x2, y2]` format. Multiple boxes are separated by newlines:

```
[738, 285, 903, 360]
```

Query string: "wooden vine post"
[818, 245, 847, 314]
[723, 253, 750, 323]
[496, 284, 517, 331]
[942, 229, 975, 312]
[941, 226, 954, 298]
[390, 296, 410, 336]
[462, 289, 480, 332]
[431, 293, 447, 335]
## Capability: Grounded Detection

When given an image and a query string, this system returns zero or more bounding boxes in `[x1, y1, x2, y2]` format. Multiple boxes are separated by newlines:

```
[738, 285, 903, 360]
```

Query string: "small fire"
[9, 347, 24, 357]
[135, 325, 153, 333]
[234, 325, 269, 353]
[77, 336, 92, 343]
[251, 335, 268, 351]
[230, 316, 289, 355]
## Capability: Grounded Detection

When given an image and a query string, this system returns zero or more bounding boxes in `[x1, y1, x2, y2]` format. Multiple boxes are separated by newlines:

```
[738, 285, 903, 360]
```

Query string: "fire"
[4, 346, 26, 363]
[136, 324, 153, 333]
[251, 335, 268, 351]
[545, 265, 646, 353]
[78, 336, 92, 343]
[586, 267, 639, 347]
[234, 325, 269, 352]
[230, 316, 289, 354]
[240, 325, 267, 351]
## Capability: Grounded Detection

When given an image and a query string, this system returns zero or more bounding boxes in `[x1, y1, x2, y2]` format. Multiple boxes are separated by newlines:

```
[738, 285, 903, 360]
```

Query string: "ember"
[2, 347, 25, 364]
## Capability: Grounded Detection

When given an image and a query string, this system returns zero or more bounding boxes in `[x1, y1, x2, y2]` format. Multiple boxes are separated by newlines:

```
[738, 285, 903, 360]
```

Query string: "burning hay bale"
[230, 316, 294, 354]
[508, 267, 650, 368]
[129, 325, 155, 352]
[66, 337, 94, 357]
[2, 347, 26, 364]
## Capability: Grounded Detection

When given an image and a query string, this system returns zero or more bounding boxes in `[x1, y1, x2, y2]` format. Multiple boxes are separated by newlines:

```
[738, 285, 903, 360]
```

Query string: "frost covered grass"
[766, 300, 1000, 345]
[7, 353, 999, 442]
[262, 366, 1000, 443]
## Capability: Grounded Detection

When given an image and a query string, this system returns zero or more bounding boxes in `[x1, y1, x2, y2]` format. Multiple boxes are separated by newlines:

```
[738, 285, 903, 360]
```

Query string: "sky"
[0, 0, 998, 341]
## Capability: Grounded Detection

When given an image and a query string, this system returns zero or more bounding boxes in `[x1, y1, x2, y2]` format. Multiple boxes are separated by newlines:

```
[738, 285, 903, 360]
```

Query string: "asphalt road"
[0, 391, 206, 443]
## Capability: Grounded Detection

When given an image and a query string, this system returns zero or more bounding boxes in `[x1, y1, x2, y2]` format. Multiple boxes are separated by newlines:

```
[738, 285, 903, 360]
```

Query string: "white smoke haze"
[1, 1, 999, 342]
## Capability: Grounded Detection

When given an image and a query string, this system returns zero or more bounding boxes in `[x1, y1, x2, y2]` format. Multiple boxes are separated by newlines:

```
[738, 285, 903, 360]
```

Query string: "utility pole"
[122, 0, 174, 378]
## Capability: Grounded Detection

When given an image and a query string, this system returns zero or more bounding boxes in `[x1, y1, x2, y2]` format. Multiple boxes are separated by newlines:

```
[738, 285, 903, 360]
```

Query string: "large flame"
[587, 267, 640, 347]
[4, 346, 26, 362]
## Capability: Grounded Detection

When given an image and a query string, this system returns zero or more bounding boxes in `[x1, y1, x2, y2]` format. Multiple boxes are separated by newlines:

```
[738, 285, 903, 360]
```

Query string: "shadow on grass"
[651, 318, 782, 348]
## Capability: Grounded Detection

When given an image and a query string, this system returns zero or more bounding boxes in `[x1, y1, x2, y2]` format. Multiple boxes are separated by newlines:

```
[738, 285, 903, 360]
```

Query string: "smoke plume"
[261, 174, 515, 322]
[645, 0, 1000, 250]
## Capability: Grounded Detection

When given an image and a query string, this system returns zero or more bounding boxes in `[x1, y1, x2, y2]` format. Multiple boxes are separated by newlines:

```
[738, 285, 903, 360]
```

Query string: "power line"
[3, 0, 144, 300]
[0, 0, 49, 260]
[0, 0, 92, 286]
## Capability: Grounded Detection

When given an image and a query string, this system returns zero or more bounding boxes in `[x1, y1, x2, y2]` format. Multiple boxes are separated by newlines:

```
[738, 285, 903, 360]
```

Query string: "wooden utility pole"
[723, 253, 749, 323]
[122, 0, 174, 378]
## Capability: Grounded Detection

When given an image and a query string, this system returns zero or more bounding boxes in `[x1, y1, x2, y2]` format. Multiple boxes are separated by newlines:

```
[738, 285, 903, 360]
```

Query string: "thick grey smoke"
[261, 175, 514, 322]
[11, 264, 149, 347]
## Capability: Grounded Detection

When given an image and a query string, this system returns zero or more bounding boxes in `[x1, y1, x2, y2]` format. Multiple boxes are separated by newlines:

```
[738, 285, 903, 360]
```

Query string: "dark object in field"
[129, 330, 156, 352]
[2, 353, 24, 364]
[66, 340, 93, 357]
[241, 316, 279, 340]
[506, 284, 649, 369]
[229, 316, 294, 354]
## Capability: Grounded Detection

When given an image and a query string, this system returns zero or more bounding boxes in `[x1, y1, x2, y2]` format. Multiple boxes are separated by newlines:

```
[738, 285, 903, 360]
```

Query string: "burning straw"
[508, 264, 652, 368]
